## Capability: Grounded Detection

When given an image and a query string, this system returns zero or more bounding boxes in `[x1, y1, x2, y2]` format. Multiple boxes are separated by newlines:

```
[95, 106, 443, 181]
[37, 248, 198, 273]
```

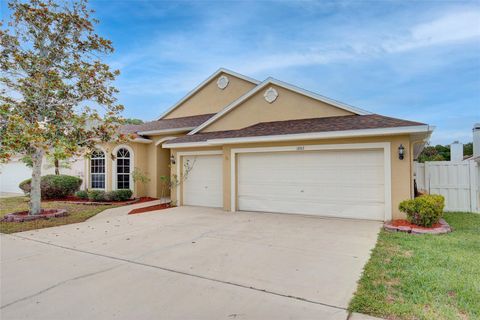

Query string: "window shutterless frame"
[90, 149, 106, 190]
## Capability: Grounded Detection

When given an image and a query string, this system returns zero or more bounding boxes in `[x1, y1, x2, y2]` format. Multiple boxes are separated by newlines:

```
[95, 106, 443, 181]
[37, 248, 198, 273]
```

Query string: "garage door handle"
[300, 190, 304, 193]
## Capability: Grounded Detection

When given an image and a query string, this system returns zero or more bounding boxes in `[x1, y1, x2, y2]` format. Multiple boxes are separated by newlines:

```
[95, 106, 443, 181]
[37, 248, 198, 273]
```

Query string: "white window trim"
[88, 146, 108, 190]
[175, 150, 223, 206]
[112, 145, 135, 192]
[230, 142, 392, 221]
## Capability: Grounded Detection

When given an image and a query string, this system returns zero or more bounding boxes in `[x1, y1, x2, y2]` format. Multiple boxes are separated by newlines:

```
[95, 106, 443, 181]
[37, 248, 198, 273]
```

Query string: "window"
[116, 148, 131, 189]
[90, 150, 105, 189]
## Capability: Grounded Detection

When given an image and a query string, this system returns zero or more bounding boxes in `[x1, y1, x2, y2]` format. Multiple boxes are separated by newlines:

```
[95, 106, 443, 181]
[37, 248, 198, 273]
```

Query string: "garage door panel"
[183, 155, 223, 208]
[237, 149, 385, 220]
[238, 183, 384, 202]
[238, 197, 385, 220]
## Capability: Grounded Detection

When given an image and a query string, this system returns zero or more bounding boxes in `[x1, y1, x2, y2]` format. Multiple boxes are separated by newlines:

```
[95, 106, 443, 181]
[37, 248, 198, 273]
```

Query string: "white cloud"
[383, 10, 480, 52]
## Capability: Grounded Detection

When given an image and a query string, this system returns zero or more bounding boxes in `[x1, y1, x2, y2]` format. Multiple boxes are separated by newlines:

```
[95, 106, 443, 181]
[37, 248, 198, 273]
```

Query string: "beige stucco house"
[86, 68, 433, 221]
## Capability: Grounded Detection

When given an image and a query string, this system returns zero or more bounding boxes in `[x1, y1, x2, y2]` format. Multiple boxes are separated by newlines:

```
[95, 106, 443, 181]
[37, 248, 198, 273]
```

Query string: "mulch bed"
[1, 209, 68, 222]
[384, 219, 452, 234]
[128, 203, 172, 215]
[43, 196, 157, 206]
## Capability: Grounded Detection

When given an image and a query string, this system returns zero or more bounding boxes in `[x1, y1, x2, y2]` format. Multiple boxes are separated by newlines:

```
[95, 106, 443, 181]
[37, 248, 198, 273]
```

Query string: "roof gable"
[189, 78, 371, 134]
[158, 68, 259, 120]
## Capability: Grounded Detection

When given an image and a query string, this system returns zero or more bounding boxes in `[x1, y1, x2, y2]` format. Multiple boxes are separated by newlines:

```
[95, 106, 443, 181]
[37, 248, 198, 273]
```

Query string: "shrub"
[19, 175, 82, 199]
[75, 190, 89, 199]
[399, 194, 445, 227]
[113, 189, 133, 201]
[103, 191, 116, 202]
[86, 189, 132, 202]
[87, 190, 106, 202]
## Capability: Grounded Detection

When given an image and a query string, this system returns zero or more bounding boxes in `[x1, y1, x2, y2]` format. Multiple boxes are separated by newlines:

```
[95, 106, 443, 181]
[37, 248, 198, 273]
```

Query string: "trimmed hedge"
[399, 194, 445, 227]
[87, 190, 106, 201]
[75, 189, 133, 202]
[19, 175, 82, 199]
[105, 189, 132, 201]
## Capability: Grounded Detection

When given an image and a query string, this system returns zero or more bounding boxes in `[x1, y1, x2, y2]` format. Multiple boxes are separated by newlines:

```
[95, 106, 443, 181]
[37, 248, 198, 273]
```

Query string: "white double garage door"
[182, 146, 388, 221]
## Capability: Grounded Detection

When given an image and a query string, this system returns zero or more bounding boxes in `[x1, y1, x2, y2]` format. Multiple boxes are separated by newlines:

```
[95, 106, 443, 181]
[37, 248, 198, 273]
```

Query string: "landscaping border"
[384, 218, 452, 234]
[1, 209, 68, 222]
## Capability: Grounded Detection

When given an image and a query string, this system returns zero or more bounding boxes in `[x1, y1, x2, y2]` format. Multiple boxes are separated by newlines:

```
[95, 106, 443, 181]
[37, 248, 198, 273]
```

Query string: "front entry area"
[182, 154, 223, 207]
[236, 148, 387, 220]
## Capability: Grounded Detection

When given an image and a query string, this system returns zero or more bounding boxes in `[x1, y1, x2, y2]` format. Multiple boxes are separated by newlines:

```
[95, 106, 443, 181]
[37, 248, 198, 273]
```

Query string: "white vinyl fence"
[414, 161, 479, 212]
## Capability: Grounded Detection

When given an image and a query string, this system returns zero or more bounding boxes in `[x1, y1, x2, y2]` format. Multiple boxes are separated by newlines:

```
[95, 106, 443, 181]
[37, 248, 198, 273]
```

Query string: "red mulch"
[128, 203, 171, 215]
[43, 196, 157, 205]
[135, 197, 158, 203]
[390, 219, 442, 230]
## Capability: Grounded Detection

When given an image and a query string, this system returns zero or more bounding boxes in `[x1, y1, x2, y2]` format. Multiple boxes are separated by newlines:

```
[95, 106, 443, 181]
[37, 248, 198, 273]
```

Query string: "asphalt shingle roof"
[167, 114, 426, 144]
[119, 114, 215, 135]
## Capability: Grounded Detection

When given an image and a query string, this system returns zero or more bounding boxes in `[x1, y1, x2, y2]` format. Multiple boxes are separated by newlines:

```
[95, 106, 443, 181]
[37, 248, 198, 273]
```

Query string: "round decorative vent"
[217, 75, 229, 90]
[264, 87, 278, 103]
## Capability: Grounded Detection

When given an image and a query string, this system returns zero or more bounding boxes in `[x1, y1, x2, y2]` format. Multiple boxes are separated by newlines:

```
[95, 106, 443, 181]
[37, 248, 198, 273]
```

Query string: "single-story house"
[87, 68, 433, 221]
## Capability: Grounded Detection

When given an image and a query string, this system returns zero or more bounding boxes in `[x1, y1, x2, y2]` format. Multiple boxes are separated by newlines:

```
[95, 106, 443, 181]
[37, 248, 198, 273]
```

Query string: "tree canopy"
[417, 142, 473, 162]
[0, 0, 124, 214]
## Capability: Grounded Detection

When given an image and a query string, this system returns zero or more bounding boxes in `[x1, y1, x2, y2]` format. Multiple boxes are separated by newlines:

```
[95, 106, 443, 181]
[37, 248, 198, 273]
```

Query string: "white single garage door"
[237, 149, 385, 220]
[183, 154, 223, 207]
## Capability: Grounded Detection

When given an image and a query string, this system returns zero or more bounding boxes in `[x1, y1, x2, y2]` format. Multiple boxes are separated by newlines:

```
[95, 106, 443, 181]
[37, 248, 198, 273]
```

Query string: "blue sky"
[5, 0, 480, 145]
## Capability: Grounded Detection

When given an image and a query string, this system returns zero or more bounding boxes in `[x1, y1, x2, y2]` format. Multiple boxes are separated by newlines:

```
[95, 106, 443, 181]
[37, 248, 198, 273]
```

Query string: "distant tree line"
[417, 142, 473, 163]
[124, 118, 144, 125]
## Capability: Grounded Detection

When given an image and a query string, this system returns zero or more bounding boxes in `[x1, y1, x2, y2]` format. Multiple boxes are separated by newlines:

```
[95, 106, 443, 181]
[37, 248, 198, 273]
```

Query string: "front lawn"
[0, 196, 113, 234]
[349, 212, 480, 320]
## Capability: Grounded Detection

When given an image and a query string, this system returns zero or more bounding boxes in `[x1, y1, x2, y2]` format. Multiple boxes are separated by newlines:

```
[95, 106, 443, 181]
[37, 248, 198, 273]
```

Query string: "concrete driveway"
[1, 207, 381, 320]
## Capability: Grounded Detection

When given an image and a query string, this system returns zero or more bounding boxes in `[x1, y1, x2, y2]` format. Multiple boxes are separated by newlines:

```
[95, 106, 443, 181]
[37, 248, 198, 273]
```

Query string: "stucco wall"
[163, 73, 256, 119]
[85, 142, 150, 198]
[169, 146, 223, 205]
[201, 84, 354, 132]
[172, 135, 413, 220]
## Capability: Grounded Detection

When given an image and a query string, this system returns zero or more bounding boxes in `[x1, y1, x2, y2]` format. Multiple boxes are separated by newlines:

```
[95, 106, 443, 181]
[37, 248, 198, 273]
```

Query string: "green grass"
[0, 196, 113, 234]
[349, 212, 480, 320]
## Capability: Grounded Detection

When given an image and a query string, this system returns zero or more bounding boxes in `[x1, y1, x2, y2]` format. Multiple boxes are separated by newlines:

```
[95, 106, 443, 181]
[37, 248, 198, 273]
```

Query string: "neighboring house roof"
[156, 68, 260, 120]
[120, 113, 215, 136]
[165, 114, 429, 147]
[188, 77, 372, 135]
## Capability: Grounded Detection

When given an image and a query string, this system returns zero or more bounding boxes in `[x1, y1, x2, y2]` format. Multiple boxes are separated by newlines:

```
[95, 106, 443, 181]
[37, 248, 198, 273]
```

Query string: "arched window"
[90, 150, 105, 189]
[116, 148, 131, 189]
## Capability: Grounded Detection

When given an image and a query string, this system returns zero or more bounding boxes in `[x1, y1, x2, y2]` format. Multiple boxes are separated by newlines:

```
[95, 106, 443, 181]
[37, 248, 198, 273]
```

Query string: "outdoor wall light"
[170, 154, 176, 165]
[398, 144, 405, 160]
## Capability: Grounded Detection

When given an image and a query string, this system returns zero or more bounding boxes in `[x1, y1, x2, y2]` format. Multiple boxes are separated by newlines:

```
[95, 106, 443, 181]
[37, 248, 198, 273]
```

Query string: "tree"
[417, 142, 473, 163]
[124, 118, 144, 125]
[21, 147, 71, 175]
[0, 0, 124, 215]
[463, 142, 473, 158]
[45, 148, 71, 175]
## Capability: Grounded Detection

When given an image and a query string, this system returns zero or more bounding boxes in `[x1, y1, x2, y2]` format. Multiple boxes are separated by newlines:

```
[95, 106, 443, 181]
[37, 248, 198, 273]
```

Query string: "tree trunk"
[54, 158, 60, 175]
[30, 149, 44, 215]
